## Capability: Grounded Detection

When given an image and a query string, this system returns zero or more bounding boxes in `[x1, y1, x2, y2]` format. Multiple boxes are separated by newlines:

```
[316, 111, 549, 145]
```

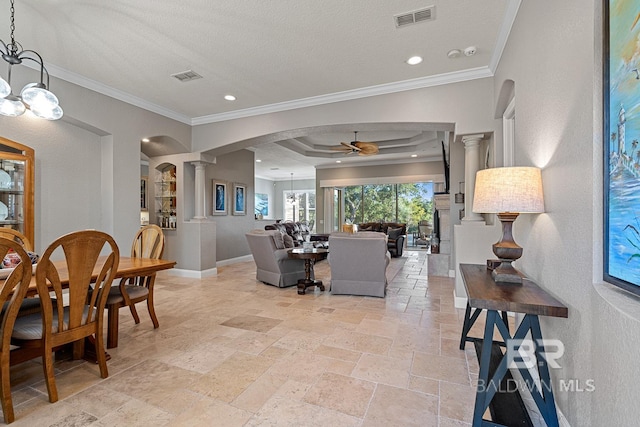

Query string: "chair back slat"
[36, 231, 119, 332]
[0, 238, 32, 352]
[131, 225, 164, 259]
[0, 228, 33, 252]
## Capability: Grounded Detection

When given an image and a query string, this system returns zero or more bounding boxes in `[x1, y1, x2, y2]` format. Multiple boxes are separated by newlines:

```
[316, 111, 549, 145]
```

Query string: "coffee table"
[287, 248, 329, 295]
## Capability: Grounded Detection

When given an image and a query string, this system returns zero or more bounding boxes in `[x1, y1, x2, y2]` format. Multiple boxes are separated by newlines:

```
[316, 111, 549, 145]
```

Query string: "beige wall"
[205, 149, 256, 261]
[0, 69, 191, 253]
[493, 0, 636, 425]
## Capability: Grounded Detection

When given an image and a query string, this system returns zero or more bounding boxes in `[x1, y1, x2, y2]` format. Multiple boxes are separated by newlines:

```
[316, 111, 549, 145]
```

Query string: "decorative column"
[191, 161, 208, 220]
[462, 134, 486, 222]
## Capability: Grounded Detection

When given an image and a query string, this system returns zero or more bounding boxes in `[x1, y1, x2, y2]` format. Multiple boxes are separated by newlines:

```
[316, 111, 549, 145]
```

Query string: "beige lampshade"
[473, 167, 545, 214]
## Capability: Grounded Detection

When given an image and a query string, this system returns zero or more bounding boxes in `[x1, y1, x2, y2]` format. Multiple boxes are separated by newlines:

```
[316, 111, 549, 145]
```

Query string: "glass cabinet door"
[0, 137, 34, 246]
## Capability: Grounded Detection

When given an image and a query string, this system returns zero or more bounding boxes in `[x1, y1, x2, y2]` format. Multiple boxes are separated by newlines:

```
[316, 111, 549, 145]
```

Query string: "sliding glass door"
[342, 182, 433, 241]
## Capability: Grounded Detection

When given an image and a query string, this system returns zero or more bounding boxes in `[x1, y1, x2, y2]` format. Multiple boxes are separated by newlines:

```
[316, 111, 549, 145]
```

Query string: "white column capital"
[190, 161, 210, 169]
[461, 134, 485, 146]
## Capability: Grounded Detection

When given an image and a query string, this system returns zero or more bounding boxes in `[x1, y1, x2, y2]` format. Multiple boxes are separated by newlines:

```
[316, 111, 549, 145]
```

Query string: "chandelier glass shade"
[0, 0, 62, 120]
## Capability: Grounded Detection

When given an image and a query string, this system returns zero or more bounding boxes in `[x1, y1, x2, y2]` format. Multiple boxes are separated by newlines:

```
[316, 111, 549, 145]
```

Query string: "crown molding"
[36, 62, 193, 125]
[40, 61, 497, 127]
[489, 0, 522, 73]
[191, 67, 494, 126]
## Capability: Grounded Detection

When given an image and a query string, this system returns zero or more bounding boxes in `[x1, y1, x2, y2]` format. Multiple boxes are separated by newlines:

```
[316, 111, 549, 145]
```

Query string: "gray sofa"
[245, 229, 309, 287]
[328, 231, 390, 297]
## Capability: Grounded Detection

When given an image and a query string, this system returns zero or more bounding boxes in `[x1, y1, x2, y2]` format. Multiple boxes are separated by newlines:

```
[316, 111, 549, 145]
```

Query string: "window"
[343, 182, 434, 235]
[283, 189, 315, 223]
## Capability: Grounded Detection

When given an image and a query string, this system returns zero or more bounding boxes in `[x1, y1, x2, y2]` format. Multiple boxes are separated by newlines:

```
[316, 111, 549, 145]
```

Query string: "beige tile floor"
[5, 250, 490, 426]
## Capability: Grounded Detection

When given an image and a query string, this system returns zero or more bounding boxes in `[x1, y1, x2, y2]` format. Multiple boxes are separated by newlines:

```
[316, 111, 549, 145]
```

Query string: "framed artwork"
[604, 0, 640, 296]
[233, 183, 246, 215]
[255, 193, 268, 217]
[140, 176, 148, 211]
[213, 180, 227, 215]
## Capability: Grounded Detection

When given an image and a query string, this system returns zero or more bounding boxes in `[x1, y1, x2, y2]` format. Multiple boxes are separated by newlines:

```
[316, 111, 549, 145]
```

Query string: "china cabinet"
[154, 164, 177, 229]
[0, 137, 34, 245]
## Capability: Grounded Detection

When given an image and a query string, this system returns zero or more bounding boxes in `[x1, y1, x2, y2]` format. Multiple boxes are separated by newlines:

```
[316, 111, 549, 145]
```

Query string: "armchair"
[245, 229, 309, 287]
[357, 222, 406, 257]
[328, 231, 390, 297]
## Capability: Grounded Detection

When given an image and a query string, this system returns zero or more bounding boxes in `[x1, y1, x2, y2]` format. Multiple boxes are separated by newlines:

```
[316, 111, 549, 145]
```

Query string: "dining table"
[24, 256, 177, 297]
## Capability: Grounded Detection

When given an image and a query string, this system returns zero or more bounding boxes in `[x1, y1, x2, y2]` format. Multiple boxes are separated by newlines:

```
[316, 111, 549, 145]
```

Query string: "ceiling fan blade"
[330, 145, 352, 151]
[354, 142, 379, 155]
[339, 141, 361, 151]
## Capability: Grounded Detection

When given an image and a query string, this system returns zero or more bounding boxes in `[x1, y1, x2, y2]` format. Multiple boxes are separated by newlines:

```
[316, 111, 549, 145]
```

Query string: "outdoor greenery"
[344, 182, 434, 233]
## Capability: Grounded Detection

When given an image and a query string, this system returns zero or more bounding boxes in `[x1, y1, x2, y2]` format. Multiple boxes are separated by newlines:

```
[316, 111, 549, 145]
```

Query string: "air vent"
[170, 70, 203, 82]
[394, 6, 435, 28]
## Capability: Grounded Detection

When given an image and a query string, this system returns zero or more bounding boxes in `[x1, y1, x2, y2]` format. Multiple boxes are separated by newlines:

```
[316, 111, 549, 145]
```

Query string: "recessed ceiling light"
[336, 160, 342, 163]
[141, 138, 150, 143]
[406, 56, 423, 65]
[411, 154, 418, 158]
[256, 159, 262, 163]
[224, 95, 236, 101]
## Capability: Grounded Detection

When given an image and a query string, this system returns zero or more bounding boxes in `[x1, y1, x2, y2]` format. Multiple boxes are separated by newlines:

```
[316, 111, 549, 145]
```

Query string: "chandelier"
[288, 172, 296, 204]
[0, 0, 62, 120]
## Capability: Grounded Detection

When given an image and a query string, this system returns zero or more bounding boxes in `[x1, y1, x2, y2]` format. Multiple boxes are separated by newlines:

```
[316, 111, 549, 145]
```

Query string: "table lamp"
[473, 167, 545, 284]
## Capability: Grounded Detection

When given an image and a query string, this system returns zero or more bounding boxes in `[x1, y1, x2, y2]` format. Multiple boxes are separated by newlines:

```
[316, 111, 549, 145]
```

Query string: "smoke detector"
[464, 46, 477, 57]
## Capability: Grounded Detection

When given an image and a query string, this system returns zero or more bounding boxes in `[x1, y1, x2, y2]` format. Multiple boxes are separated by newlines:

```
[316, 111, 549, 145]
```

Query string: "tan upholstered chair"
[105, 224, 164, 348]
[328, 231, 390, 297]
[245, 229, 308, 287]
[12, 230, 119, 404]
[0, 238, 33, 424]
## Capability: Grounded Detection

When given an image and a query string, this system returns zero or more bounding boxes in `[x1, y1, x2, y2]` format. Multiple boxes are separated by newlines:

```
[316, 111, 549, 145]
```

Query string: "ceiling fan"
[330, 131, 379, 156]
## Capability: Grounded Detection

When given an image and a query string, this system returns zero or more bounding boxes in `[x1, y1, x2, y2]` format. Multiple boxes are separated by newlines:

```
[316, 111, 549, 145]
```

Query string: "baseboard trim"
[167, 267, 218, 278]
[217, 254, 253, 266]
[454, 290, 468, 309]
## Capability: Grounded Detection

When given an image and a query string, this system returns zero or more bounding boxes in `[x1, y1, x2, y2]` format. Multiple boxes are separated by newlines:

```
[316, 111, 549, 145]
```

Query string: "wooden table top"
[459, 264, 568, 318]
[288, 248, 329, 260]
[25, 256, 176, 296]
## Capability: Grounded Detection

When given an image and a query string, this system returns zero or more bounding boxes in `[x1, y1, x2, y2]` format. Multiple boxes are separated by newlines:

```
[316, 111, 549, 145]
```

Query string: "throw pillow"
[283, 234, 295, 248]
[272, 231, 285, 249]
[387, 227, 403, 240]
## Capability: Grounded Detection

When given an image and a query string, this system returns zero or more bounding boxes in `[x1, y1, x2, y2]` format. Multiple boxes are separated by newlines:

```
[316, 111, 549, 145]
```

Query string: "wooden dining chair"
[11, 230, 119, 403]
[0, 228, 32, 252]
[0, 238, 33, 424]
[105, 224, 164, 348]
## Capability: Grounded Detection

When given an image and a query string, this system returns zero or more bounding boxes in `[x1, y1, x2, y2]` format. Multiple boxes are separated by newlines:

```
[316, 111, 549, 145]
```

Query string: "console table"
[287, 248, 328, 295]
[459, 264, 568, 427]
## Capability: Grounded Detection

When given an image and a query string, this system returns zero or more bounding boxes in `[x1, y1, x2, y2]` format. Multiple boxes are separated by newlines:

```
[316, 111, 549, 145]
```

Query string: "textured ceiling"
[4, 1, 515, 178]
[6, 0, 511, 122]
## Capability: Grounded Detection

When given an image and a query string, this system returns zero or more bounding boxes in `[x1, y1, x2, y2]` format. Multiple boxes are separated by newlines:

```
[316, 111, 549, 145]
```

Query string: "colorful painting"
[213, 180, 227, 215]
[605, 0, 640, 295]
[255, 193, 268, 217]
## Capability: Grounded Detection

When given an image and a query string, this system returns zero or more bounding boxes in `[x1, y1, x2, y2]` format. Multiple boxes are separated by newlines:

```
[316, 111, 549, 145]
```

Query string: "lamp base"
[491, 261, 523, 284]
